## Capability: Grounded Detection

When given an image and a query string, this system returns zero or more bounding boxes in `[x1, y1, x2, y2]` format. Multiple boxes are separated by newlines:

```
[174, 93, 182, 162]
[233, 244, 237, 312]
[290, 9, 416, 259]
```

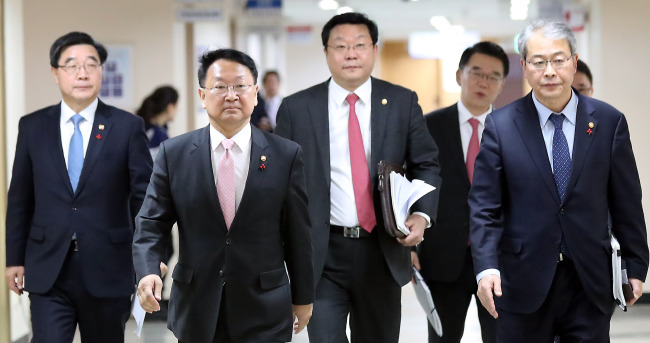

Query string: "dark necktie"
[550, 113, 571, 202]
[68, 114, 84, 192]
[346, 93, 376, 233]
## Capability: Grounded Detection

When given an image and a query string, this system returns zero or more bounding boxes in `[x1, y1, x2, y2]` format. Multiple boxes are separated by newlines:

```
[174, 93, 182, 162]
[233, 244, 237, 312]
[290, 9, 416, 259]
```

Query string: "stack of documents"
[412, 267, 443, 336]
[610, 233, 627, 311]
[389, 172, 436, 236]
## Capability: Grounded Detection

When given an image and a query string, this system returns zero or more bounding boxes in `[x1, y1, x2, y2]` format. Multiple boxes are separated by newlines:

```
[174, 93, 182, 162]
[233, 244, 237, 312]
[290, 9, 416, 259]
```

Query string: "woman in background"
[136, 85, 178, 158]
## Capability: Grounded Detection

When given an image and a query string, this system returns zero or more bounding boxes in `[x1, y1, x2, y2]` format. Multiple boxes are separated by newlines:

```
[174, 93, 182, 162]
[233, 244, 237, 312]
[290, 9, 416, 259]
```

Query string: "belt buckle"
[343, 226, 361, 238]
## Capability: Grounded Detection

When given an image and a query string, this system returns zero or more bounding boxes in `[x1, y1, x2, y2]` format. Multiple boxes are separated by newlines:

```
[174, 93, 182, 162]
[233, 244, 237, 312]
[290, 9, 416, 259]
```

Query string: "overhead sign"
[176, 8, 222, 22]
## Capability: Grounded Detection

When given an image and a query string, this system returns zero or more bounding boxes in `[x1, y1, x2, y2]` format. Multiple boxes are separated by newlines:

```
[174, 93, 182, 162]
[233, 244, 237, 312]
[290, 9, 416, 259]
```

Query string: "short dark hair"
[197, 49, 258, 88]
[321, 12, 378, 47]
[50, 31, 107, 68]
[576, 60, 593, 84]
[262, 70, 280, 84]
[458, 41, 510, 77]
[136, 86, 179, 123]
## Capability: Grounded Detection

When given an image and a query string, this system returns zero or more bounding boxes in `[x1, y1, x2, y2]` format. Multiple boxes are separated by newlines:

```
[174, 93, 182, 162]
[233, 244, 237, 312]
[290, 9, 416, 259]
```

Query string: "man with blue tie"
[469, 20, 648, 342]
[4, 32, 153, 342]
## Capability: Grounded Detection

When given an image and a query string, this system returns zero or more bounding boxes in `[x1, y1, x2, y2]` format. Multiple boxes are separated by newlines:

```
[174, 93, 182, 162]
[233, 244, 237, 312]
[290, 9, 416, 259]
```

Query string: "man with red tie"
[275, 12, 441, 343]
[414, 41, 509, 343]
[133, 49, 313, 343]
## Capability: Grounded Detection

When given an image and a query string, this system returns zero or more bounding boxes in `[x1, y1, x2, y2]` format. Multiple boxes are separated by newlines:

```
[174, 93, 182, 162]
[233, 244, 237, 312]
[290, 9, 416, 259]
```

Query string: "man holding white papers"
[414, 41, 508, 343]
[469, 20, 648, 341]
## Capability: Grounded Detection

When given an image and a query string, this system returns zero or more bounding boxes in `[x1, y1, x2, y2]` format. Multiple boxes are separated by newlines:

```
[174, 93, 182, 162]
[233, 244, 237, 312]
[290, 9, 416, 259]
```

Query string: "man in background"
[276, 12, 440, 343]
[572, 59, 593, 97]
[415, 41, 509, 343]
[262, 70, 283, 130]
[5, 31, 152, 342]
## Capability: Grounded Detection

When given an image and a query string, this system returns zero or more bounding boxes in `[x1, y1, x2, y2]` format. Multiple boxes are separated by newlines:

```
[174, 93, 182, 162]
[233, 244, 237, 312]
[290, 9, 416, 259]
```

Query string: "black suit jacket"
[5, 100, 153, 298]
[469, 92, 648, 314]
[419, 103, 471, 282]
[133, 125, 313, 343]
[275, 77, 441, 286]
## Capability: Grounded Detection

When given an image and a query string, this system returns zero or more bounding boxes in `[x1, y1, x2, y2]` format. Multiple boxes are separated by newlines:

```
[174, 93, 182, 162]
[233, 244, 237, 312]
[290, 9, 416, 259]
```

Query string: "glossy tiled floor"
[76, 286, 650, 342]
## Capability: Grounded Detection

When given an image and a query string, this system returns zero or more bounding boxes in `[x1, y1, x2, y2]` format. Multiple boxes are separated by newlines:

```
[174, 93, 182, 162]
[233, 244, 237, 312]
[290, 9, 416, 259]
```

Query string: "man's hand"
[626, 278, 644, 306]
[410, 251, 420, 284]
[292, 303, 313, 334]
[5, 266, 25, 295]
[477, 274, 502, 319]
[160, 262, 168, 277]
[137, 274, 163, 313]
[397, 214, 427, 247]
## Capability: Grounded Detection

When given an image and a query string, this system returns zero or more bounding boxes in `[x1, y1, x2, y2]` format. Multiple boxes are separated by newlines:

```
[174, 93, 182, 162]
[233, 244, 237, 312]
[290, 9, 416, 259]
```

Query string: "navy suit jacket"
[133, 125, 313, 343]
[6, 100, 153, 298]
[419, 104, 472, 282]
[469, 91, 648, 314]
[275, 77, 441, 286]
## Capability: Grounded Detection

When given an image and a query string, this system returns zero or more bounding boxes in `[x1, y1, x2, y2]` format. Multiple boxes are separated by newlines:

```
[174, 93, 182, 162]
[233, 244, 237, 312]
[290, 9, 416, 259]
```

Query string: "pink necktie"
[466, 118, 480, 184]
[217, 139, 236, 229]
[347, 93, 376, 233]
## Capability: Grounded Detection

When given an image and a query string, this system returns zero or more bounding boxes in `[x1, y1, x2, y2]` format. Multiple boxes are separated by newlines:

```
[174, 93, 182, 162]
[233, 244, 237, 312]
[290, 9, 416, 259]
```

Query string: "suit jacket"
[5, 100, 153, 298]
[419, 103, 471, 282]
[275, 77, 441, 286]
[469, 91, 649, 314]
[133, 125, 313, 343]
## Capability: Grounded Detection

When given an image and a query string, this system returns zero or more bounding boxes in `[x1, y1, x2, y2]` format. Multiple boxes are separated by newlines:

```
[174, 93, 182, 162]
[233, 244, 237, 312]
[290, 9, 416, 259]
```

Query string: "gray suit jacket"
[275, 77, 441, 286]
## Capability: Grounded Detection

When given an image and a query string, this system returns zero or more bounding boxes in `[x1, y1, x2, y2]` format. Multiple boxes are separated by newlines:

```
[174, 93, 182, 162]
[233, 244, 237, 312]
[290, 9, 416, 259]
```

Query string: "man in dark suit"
[4, 32, 153, 342]
[275, 12, 440, 343]
[133, 49, 313, 343]
[470, 20, 648, 342]
[415, 41, 509, 343]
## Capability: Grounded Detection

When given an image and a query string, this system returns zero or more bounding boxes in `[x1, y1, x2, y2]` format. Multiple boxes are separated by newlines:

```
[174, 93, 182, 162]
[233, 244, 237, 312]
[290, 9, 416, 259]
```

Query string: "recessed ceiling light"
[318, 0, 339, 11]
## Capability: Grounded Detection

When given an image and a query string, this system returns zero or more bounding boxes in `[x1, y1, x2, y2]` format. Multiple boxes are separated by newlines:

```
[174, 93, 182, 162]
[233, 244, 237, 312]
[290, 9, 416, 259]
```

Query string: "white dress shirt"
[210, 124, 252, 211]
[457, 100, 491, 162]
[60, 98, 98, 168]
[264, 95, 283, 129]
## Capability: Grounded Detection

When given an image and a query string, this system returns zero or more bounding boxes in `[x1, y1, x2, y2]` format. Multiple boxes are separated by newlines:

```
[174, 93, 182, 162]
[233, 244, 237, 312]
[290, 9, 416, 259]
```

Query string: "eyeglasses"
[327, 43, 372, 54]
[466, 69, 503, 84]
[205, 83, 253, 96]
[526, 56, 573, 70]
[58, 62, 101, 74]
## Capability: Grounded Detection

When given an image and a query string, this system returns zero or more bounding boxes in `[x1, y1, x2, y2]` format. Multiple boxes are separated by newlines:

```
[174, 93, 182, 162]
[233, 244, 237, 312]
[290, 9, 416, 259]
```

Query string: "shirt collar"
[210, 122, 252, 152]
[532, 89, 579, 127]
[61, 98, 98, 123]
[329, 77, 372, 106]
[457, 100, 491, 126]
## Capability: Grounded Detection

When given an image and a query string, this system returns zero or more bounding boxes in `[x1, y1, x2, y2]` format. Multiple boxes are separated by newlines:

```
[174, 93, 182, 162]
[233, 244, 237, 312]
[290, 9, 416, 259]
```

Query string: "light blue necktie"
[550, 113, 571, 259]
[68, 114, 84, 192]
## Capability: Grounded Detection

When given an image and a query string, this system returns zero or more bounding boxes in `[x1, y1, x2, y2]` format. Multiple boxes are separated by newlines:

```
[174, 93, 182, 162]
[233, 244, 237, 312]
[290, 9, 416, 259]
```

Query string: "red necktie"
[217, 139, 236, 229]
[466, 118, 480, 184]
[347, 93, 376, 233]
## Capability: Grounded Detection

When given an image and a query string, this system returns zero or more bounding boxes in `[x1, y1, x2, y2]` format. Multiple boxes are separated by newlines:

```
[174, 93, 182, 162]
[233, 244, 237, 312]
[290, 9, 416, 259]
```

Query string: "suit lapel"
[193, 125, 226, 229]
[44, 104, 73, 195]
[565, 95, 597, 199]
[233, 126, 269, 229]
[370, 78, 389, 180]
[307, 81, 331, 187]
[75, 101, 111, 196]
[443, 105, 470, 187]
[513, 93, 561, 204]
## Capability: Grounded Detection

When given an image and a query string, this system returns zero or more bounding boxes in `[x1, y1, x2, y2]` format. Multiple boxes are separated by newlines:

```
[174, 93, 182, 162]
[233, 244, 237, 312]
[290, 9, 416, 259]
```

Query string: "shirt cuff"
[476, 269, 500, 284]
[412, 212, 431, 228]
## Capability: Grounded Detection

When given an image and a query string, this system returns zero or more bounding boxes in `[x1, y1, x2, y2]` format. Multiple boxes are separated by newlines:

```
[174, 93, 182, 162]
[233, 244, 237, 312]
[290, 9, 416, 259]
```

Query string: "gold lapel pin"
[382, 99, 388, 105]
[588, 122, 594, 128]
[98, 124, 105, 130]
[260, 155, 267, 162]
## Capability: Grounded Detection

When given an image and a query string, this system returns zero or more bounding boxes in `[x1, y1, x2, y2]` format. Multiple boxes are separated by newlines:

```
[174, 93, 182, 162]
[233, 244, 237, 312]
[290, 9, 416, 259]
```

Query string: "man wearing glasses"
[5, 31, 153, 342]
[134, 49, 313, 342]
[470, 20, 648, 341]
[414, 41, 509, 343]
[572, 59, 593, 97]
[276, 12, 440, 343]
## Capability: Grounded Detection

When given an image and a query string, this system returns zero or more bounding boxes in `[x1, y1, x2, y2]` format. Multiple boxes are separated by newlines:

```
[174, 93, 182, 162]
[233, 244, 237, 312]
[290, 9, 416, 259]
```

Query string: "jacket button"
[219, 270, 224, 277]
[226, 238, 232, 245]
[72, 207, 77, 211]
[560, 208, 567, 215]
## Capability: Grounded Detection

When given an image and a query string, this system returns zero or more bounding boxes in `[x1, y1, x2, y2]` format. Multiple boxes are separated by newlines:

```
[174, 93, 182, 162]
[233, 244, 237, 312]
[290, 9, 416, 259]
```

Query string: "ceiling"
[282, 0, 540, 41]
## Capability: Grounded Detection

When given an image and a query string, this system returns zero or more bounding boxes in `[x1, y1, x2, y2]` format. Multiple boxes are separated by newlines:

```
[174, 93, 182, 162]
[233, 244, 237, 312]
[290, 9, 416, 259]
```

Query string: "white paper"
[389, 172, 436, 236]
[610, 233, 627, 311]
[131, 292, 146, 337]
[412, 267, 443, 336]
